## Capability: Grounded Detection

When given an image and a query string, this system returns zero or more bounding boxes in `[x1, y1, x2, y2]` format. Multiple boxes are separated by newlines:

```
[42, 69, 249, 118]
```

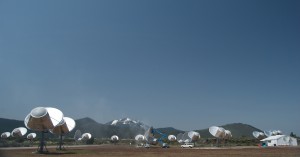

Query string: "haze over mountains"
[0, 117, 262, 139]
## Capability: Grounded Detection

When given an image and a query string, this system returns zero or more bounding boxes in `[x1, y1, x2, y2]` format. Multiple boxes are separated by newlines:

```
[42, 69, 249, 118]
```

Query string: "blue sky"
[0, 0, 299, 135]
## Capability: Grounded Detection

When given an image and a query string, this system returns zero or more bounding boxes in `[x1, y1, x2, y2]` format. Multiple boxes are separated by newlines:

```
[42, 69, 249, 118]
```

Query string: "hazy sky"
[1, 0, 299, 135]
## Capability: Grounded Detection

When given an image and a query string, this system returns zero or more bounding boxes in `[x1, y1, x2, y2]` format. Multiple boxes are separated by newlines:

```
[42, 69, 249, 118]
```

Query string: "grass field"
[1, 145, 300, 157]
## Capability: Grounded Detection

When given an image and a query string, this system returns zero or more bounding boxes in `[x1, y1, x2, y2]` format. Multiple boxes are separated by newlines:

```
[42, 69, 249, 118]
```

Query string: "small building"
[260, 135, 298, 147]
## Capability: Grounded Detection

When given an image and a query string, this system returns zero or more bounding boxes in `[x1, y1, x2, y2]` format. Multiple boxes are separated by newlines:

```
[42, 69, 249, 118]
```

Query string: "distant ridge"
[0, 118, 25, 134]
[156, 127, 184, 136]
[0, 117, 261, 139]
[196, 123, 262, 138]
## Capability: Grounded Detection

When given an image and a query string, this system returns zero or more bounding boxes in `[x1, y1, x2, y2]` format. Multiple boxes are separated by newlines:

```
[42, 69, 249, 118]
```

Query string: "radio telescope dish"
[144, 127, 159, 145]
[253, 131, 265, 139]
[135, 134, 145, 141]
[50, 117, 76, 150]
[111, 135, 119, 141]
[27, 133, 37, 140]
[209, 126, 225, 138]
[25, 107, 64, 131]
[74, 130, 82, 141]
[178, 131, 200, 143]
[176, 133, 183, 143]
[263, 130, 282, 137]
[1, 132, 11, 139]
[188, 131, 200, 142]
[11, 127, 27, 137]
[81, 133, 92, 140]
[50, 117, 76, 135]
[135, 134, 145, 147]
[209, 126, 227, 147]
[168, 135, 176, 141]
[24, 106, 64, 153]
[144, 127, 154, 141]
[264, 130, 272, 137]
[182, 132, 191, 143]
[224, 130, 232, 139]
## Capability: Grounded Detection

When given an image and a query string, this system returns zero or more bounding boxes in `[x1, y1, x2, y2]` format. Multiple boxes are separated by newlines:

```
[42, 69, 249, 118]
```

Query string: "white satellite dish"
[1, 132, 11, 139]
[27, 133, 37, 140]
[182, 132, 191, 143]
[74, 130, 82, 141]
[50, 117, 76, 135]
[176, 133, 183, 143]
[178, 131, 200, 144]
[224, 130, 232, 139]
[144, 127, 154, 141]
[25, 107, 64, 131]
[253, 131, 265, 139]
[263, 130, 282, 137]
[111, 135, 119, 144]
[188, 131, 200, 142]
[144, 127, 159, 145]
[11, 127, 27, 137]
[50, 117, 76, 150]
[168, 135, 176, 141]
[81, 133, 92, 140]
[264, 130, 272, 137]
[209, 126, 226, 138]
[24, 106, 64, 153]
[111, 135, 119, 141]
[135, 134, 145, 141]
[209, 126, 229, 147]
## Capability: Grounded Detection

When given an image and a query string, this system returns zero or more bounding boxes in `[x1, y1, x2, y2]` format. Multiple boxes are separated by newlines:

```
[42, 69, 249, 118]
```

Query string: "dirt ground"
[0, 145, 300, 157]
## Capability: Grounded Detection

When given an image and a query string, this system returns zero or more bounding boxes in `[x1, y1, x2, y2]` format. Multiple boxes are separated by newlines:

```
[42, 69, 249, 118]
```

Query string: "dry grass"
[1, 145, 300, 157]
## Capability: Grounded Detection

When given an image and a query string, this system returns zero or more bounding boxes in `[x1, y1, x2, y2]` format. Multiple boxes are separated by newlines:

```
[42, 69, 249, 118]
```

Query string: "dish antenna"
[144, 127, 169, 148]
[111, 135, 119, 145]
[176, 133, 184, 144]
[81, 133, 92, 140]
[144, 127, 158, 145]
[74, 130, 82, 141]
[178, 131, 200, 145]
[209, 126, 229, 147]
[209, 126, 225, 138]
[252, 131, 265, 139]
[188, 131, 200, 142]
[50, 117, 76, 150]
[264, 130, 282, 137]
[27, 133, 37, 140]
[24, 107, 64, 153]
[1, 132, 11, 139]
[135, 134, 145, 141]
[27, 133, 37, 146]
[168, 135, 176, 142]
[224, 130, 232, 139]
[264, 130, 272, 137]
[11, 127, 27, 137]
[144, 127, 154, 141]
[183, 132, 191, 143]
[134, 134, 145, 147]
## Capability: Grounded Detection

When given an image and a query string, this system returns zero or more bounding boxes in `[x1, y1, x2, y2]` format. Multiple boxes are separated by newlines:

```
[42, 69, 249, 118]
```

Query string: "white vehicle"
[181, 143, 194, 148]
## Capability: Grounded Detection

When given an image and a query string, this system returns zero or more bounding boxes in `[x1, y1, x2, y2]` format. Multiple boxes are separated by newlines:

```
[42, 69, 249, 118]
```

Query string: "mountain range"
[0, 117, 261, 139]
